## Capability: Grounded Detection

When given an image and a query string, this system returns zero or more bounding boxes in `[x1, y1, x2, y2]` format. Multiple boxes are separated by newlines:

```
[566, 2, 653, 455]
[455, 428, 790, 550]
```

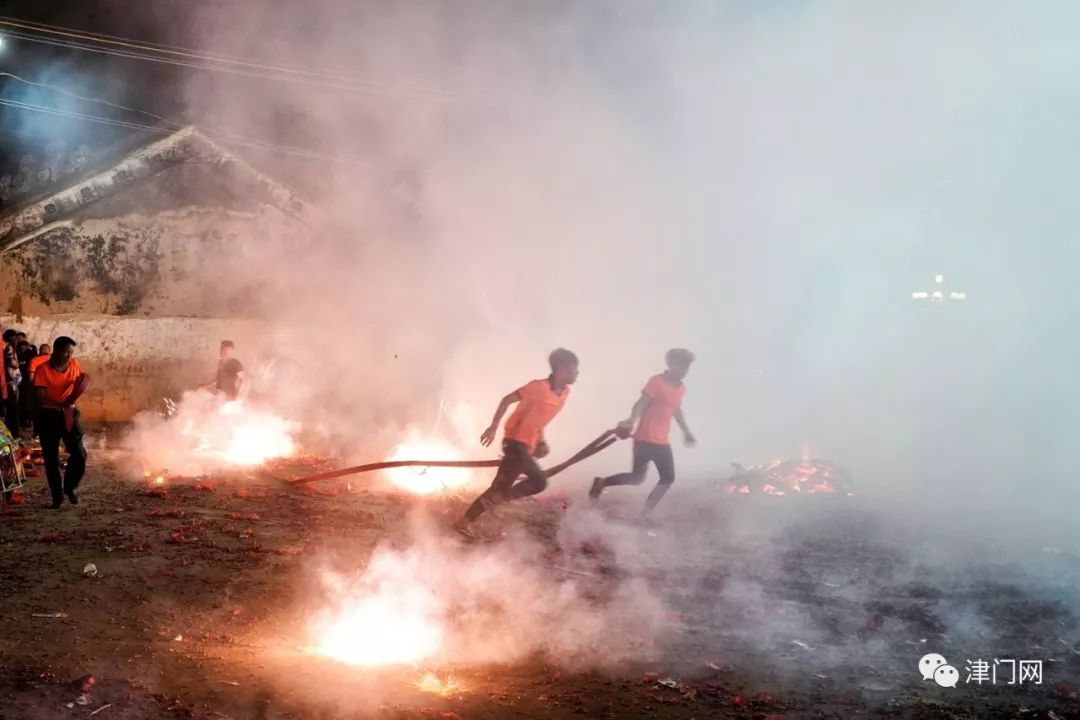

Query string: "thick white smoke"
[111, 0, 1080, 684]
[160, 2, 1079, 527]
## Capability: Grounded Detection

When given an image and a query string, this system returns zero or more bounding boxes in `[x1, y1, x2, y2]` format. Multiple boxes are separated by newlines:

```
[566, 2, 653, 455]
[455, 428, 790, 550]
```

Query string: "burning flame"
[384, 433, 475, 495]
[725, 458, 853, 497]
[415, 672, 465, 697]
[309, 559, 445, 667]
[311, 595, 442, 666]
[213, 401, 297, 466]
[129, 392, 299, 478]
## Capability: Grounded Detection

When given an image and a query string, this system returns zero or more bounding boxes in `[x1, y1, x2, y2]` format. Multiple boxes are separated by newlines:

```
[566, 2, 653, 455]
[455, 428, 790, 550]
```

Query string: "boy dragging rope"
[455, 348, 579, 537]
[590, 348, 696, 522]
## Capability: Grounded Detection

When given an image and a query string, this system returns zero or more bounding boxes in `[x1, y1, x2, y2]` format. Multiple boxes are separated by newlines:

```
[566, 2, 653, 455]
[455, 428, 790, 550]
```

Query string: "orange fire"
[308, 563, 446, 667]
[724, 458, 854, 496]
[383, 434, 477, 495]
[415, 672, 465, 697]
[215, 401, 297, 466]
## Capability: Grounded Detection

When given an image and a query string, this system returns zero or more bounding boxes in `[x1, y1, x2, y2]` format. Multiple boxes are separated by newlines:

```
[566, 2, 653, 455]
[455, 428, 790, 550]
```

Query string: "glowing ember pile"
[383, 432, 477, 495]
[128, 390, 300, 478]
[724, 459, 854, 497]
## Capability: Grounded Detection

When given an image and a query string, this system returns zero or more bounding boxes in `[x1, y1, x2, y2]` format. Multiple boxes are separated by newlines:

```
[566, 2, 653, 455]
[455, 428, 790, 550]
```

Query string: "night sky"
[1, 2, 176, 164]
[0, 0, 320, 178]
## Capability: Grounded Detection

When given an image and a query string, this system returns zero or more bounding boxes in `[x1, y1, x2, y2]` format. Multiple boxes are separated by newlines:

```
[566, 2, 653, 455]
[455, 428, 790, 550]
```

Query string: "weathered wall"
[1, 314, 270, 422]
[0, 207, 304, 318]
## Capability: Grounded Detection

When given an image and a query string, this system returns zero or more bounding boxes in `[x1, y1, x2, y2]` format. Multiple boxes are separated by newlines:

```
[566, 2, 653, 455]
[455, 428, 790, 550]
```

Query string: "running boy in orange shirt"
[456, 348, 579, 536]
[590, 348, 696, 520]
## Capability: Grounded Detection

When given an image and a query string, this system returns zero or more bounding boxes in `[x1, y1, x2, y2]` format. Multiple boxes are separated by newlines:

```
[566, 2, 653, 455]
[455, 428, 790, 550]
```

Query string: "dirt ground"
[1, 435, 1079, 720]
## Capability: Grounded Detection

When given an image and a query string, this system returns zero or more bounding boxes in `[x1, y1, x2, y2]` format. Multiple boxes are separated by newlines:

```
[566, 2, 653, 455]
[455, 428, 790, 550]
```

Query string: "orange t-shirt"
[503, 378, 570, 451]
[633, 374, 686, 445]
[28, 354, 50, 381]
[33, 357, 84, 406]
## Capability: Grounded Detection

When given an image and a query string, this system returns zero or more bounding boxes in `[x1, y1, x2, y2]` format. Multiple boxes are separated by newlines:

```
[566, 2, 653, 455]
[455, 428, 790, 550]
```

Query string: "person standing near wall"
[202, 340, 247, 401]
[28, 344, 51, 380]
[33, 336, 90, 509]
[2, 329, 21, 434]
[16, 337, 35, 433]
[27, 344, 51, 438]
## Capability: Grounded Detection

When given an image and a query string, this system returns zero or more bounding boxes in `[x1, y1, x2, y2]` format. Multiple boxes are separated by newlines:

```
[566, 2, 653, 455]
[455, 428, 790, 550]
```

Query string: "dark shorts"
[631, 440, 675, 485]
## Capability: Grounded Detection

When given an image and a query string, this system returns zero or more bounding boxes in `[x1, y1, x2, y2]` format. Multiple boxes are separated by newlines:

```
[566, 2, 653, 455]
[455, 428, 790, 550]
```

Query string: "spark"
[308, 561, 445, 667]
[384, 433, 476, 494]
[415, 672, 465, 697]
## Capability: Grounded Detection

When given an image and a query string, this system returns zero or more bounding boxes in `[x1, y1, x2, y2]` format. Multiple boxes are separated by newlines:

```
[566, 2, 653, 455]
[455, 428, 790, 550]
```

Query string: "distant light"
[912, 273, 966, 303]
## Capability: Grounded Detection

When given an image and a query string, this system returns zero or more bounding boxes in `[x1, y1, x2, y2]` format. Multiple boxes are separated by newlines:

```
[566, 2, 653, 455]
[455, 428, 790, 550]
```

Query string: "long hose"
[290, 428, 624, 486]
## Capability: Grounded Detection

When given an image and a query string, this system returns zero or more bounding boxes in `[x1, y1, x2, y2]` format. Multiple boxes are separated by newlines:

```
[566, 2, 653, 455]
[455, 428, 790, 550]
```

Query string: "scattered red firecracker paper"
[419, 710, 461, 720]
[1053, 682, 1078, 699]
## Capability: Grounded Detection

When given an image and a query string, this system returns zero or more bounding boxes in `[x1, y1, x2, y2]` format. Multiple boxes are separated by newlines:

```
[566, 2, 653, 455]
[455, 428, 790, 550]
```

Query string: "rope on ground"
[289, 428, 625, 486]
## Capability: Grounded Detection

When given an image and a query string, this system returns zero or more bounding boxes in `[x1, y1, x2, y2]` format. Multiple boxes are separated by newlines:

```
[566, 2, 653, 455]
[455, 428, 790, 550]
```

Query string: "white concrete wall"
[0, 314, 270, 422]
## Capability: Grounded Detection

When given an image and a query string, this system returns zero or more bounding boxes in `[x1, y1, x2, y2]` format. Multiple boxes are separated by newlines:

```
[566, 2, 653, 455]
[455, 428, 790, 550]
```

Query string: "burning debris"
[127, 390, 299, 479]
[414, 672, 466, 697]
[383, 432, 480, 495]
[305, 531, 671, 673]
[723, 459, 854, 497]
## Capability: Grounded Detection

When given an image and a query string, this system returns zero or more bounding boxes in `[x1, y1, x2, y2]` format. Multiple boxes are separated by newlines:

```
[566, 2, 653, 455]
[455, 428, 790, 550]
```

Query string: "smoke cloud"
[150, 1, 1078, 528]
[104, 0, 1080, 693]
[307, 520, 671, 671]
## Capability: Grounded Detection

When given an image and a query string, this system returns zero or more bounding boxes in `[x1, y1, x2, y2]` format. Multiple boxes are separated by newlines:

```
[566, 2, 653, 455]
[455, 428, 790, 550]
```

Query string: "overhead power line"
[0, 15, 452, 98]
[0, 71, 176, 127]
[0, 97, 371, 165]
[0, 18, 486, 105]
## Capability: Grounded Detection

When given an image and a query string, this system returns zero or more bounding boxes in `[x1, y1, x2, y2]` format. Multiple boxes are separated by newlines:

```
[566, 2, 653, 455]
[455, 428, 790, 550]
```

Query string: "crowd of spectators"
[2, 328, 51, 437]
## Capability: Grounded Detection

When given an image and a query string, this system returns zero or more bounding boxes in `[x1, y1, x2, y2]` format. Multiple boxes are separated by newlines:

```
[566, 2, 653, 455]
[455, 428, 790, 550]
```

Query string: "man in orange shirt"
[456, 348, 579, 536]
[590, 348, 696, 520]
[27, 344, 51, 381]
[33, 336, 90, 509]
[26, 344, 51, 438]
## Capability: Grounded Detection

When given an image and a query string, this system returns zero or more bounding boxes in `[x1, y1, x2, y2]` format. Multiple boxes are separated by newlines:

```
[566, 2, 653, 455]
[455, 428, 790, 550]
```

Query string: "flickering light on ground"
[415, 672, 465, 696]
[131, 391, 301, 478]
[310, 588, 444, 666]
[384, 434, 475, 494]
[186, 400, 296, 468]
[213, 401, 296, 466]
